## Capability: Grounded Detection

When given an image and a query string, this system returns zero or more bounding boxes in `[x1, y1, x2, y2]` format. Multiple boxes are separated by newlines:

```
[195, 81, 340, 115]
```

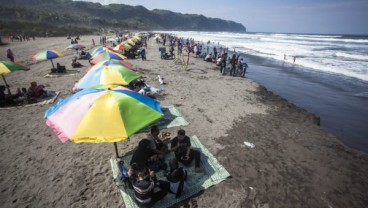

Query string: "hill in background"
[0, 0, 246, 36]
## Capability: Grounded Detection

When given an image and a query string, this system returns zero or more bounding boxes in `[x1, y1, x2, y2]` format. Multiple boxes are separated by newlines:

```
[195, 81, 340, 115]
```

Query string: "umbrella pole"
[50, 59, 55, 69]
[1, 75, 11, 95]
[114, 142, 119, 158]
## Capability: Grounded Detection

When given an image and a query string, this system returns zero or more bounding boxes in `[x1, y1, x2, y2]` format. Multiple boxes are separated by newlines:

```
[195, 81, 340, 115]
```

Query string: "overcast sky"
[75, 0, 368, 35]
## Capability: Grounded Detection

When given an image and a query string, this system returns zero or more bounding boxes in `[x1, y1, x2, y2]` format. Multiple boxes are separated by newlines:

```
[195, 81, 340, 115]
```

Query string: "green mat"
[110, 135, 230, 208]
[139, 106, 189, 132]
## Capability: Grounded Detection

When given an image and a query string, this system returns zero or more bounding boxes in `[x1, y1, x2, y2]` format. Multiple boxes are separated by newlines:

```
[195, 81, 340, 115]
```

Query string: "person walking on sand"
[6, 48, 14, 62]
[293, 56, 296, 63]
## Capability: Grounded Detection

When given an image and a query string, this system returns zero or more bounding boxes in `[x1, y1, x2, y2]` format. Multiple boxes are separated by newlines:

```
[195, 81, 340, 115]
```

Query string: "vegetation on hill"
[0, 0, 246, 36]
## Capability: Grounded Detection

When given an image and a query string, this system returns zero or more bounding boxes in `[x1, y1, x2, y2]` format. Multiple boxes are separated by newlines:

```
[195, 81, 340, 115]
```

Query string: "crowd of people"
[156, 34, 249, 76]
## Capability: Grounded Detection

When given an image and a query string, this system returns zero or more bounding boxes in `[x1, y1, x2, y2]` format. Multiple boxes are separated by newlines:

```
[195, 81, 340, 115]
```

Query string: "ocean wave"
[335, 52, 368, 61]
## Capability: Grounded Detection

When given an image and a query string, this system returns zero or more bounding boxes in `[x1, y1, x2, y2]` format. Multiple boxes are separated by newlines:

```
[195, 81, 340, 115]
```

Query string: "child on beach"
[6, 48, 14, 62]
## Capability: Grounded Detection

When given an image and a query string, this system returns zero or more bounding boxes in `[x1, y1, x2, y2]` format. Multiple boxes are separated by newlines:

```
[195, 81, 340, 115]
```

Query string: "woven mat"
[110, 135, 230, 208]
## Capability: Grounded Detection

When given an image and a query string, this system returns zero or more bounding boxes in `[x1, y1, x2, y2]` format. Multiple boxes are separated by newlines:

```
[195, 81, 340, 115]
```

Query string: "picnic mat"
[44, 70, 80, 78]
[140, 105, 189, 132]
[0, 91, 60, 110]
[110, 135, 230, 208]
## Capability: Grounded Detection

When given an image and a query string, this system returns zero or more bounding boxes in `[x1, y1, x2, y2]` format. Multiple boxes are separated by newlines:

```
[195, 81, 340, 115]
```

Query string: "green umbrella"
[0, 61, 30, 94]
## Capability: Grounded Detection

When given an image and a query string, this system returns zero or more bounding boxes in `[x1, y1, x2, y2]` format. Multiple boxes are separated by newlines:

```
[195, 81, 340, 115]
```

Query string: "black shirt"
[171, 136, 191, 157]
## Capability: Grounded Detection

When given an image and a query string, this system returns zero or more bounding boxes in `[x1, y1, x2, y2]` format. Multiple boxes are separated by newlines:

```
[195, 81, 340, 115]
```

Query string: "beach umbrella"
[90, 51, 127, 65]
[91, 47, 118, 57]
[67, 44, 85, 50]
[88, 59, 133, 72]
[32, 50, 64, 69]
[44, 86, 164, 157]
[73, 63, 141, 91]
[0, 61, 30, 94]
[114, 42, 132, 51]
[127, 39, 135, 45]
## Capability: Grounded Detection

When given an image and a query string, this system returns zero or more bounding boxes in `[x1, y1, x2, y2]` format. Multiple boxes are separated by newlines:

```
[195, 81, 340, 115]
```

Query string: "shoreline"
[241, 52, 368, 154]
[0, 35, 367, 208]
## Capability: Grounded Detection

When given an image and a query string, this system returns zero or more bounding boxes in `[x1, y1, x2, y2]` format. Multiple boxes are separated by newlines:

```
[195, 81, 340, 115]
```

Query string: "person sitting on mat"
[171, 129, 203, 173]
[128, 164, 169, 207]
[165, 158, 188, 198]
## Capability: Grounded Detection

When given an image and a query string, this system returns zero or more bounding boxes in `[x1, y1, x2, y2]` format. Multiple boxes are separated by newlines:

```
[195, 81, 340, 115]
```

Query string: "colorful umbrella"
[67, 44, 85, 50]
[127, 39, 135, 45]
[45, 86, 163, 157]
[32, 50, 64, 69]
[73, 63, 141, 91]
[91, 47, 118, 57]
[0, 61, 30, 93]
[90, 51, 127, 65]
[88, 59, 133, 72]
[113, 42, 132, 51]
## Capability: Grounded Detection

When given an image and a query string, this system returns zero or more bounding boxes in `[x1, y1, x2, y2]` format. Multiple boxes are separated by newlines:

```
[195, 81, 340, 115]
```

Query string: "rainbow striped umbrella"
[91, 59, 133, 70]
[0, 61, 30, 93]
[113, 42, 132, 51]
[45, 86, 163, 157]
[91, 47, 118, 57]
[73, 62, 141, 91]
[90, 51, 127, 65]
[32, 50, 64, 69]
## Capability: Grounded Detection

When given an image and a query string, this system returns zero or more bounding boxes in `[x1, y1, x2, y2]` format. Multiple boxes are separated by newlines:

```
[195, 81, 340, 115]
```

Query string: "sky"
[75, 0, 368, 35]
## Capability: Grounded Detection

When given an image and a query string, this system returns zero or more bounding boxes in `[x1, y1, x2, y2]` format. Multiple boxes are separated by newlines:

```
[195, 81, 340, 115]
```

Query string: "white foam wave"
[335, 52, 368, 61]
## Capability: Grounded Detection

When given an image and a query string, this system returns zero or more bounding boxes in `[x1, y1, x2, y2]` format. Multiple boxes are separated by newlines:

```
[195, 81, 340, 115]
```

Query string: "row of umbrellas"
[2, 36, 157, 157]
[42, 36, 160, 157]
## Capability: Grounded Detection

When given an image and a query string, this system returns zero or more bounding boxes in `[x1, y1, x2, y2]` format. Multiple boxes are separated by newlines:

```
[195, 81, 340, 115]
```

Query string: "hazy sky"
[76, 0, 368, 35]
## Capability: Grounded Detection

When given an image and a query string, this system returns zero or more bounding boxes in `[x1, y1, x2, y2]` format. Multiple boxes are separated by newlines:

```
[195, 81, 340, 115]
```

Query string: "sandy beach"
[0, 36, 367, 208]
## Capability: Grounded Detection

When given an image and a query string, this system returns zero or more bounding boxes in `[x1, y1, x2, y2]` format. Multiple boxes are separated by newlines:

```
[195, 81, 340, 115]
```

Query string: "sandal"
[191, 198, 198, 208]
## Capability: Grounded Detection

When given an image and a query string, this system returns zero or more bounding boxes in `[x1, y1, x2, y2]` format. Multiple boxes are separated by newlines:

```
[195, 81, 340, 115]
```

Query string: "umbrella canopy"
[91, 59, 133, 70]
[45, 86, 163, 144]
[32, 50, 64, 68]
[73, 63, 141, 91]
[127, 39, 135, 45]
[0, 61, 30, 93]
[67, 44, 86, 50]
[114, 42, 132, 51]
[90, 51, 127, 65]
[91, 47, 118, 57]
[0, 61, 30, 74]
[32, 50, 64, 60]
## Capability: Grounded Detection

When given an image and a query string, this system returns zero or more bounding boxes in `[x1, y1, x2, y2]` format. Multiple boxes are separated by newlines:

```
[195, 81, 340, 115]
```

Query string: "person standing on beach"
[220, 53, 227, 75]
[230, 53, 237, 76]
[293, 56, 296, 63]
[213, 46, 217, 59]
[6, 48, 14, 62]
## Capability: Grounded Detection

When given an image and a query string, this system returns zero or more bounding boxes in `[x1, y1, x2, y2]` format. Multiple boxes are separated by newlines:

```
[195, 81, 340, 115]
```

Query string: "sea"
[167, 31, 368, 153]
